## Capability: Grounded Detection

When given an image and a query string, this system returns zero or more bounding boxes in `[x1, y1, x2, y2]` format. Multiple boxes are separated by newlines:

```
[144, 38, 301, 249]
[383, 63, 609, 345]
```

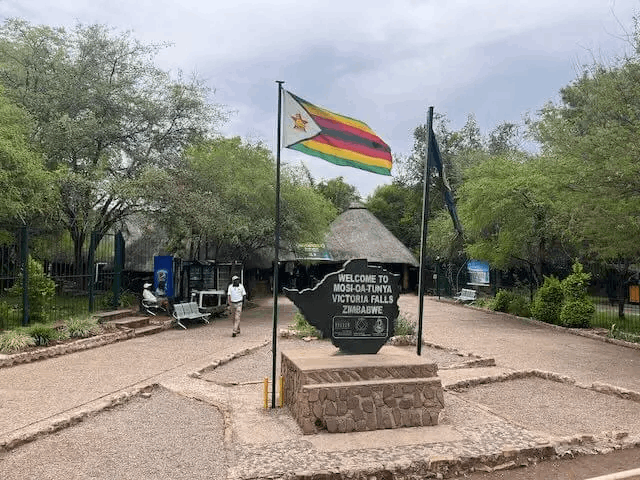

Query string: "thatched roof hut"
[326, 203, 418, 267]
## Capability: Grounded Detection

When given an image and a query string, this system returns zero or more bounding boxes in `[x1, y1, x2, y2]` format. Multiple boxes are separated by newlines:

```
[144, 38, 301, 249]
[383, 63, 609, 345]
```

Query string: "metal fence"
[0, 226, 128, 330]
[446, 259, 640, 338]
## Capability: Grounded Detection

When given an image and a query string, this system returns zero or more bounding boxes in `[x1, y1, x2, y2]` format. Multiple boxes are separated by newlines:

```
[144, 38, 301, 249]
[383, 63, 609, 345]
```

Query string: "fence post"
[21, 226, 29, 326]
[88, 231, 97, 313]
[112, 231, 124, 308]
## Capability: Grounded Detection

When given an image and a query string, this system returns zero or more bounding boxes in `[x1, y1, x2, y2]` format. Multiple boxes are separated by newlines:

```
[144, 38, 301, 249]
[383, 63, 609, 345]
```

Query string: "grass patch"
[23, 323, 68, 346]
[63, 316, 102, 338]
[393, 315, 416, 336]
[290, 312, 323, 338]
[0, 329, 36, 353]
[591, 310, 640, 334]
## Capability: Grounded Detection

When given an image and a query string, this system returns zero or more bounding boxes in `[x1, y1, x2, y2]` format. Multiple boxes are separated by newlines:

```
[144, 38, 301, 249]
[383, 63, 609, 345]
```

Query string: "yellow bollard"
[263, 377, 269, 409]
[279, 376, 284, 408]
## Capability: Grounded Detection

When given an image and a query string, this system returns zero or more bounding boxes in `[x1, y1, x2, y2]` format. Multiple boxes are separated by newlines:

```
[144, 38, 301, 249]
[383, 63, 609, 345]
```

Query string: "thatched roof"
[325, 203, 419, 266]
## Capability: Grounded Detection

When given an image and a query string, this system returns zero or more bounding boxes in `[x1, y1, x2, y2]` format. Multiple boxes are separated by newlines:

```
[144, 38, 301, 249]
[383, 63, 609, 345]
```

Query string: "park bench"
[454, 288, 477, 303]
[172, 302, 211, 329]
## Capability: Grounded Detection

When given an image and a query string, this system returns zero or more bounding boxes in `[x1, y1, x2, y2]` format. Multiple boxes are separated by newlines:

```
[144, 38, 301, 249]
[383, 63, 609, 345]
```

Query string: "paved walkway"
[0, 295, 639, 479]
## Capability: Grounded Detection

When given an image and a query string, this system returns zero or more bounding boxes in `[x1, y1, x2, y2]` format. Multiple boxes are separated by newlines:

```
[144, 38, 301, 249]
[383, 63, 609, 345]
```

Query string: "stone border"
[445, 368, 640, 404]
[0, 383, 158, 452]
[0, 320, 175, 369]
[189, 339, 271, 379]
[0, 330, 135, 369]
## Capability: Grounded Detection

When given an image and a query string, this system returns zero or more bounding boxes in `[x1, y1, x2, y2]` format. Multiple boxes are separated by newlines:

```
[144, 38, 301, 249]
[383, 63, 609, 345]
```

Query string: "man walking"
[227, 275, 247, 337]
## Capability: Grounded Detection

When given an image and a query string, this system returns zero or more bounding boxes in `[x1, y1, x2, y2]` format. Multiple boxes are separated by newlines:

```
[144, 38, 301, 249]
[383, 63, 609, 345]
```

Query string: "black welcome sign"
[284, 259, 400, 354]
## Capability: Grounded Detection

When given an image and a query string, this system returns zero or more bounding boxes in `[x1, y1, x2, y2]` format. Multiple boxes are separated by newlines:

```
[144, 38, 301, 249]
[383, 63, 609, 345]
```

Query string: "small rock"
[492, 461, 516, 471]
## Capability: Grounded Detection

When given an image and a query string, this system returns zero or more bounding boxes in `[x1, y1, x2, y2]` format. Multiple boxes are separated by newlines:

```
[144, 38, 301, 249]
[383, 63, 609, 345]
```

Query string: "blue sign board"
[467, 260, 490, 286]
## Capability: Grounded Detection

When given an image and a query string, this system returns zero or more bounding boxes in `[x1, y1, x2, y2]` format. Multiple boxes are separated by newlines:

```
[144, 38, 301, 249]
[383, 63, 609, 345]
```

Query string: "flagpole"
[417, 106, 434, 356]
[272, 81, 284, 408]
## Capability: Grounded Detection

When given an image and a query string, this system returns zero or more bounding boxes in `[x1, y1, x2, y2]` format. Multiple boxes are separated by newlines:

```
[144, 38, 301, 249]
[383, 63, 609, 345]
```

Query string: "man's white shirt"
[227, 284, 246, 303]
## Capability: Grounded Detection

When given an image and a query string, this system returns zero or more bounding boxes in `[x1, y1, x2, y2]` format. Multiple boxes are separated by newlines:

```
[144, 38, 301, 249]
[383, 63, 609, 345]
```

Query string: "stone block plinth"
[282, 347, 444, 434]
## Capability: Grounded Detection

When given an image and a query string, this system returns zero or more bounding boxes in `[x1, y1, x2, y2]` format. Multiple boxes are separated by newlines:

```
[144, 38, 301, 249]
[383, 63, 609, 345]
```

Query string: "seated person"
[142, 282, 170, 311]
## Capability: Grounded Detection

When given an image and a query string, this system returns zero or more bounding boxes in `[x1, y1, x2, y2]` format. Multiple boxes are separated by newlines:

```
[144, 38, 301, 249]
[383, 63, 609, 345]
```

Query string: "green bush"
[560, 299, 595, 328]
[97, 290, 138, 310]
[559, 262, 594, 328]
[507, 296, 531, 317]
[290, 311, 323, 338]
[491, 289, 517, 312]
[63, 316, 102, 338]
[8, 256, 56, 323]
[531, 275, 564, 324]
[23, 323, 67, 346]
[393, 315, 415, 336]
[0, 329, 36, 353]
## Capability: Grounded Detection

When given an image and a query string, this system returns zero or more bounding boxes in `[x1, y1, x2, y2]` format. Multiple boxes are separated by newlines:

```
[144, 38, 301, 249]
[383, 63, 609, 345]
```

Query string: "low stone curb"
[0, 383, 157, 452]
[0, 321, 174, 370]
[444, 368, 640, 405]
[280, 443, 559, 479]
[189, 339, 271, 378]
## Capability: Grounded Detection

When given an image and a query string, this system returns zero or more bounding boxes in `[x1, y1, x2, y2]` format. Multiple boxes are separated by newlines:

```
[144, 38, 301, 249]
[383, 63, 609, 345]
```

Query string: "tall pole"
[272, 81, 284, 408]
[417, 106, 434, 356]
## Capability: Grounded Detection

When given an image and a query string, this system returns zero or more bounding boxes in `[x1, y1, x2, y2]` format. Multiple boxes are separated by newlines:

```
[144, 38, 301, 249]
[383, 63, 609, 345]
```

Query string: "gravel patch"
[455, 377, 640, 437]
[0, 387, 226, 480]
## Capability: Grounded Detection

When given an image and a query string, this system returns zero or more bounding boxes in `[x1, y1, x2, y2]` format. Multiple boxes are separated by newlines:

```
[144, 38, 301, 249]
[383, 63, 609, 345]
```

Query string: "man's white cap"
[144, 283, 152, 288]
[232, 275, 239, 280]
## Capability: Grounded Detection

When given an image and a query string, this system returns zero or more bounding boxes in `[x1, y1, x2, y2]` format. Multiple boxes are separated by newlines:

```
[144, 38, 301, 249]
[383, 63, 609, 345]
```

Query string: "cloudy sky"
[2, 0, 638, 196]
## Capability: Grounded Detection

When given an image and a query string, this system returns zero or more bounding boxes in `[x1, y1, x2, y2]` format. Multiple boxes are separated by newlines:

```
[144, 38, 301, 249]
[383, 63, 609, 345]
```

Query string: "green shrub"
[8, 256, 56, 323]
[560, 299, 595, 328]
[393, 315, 415, 336]
[23, 323, 66, 346]
[507, 296, 531, 317]
[97, 290, 139, 310]
[290, 312, 323, 338]
[559, 262, 594, 328]
[491, 289, 517, 312]
[0, 329, 36, 353]
[64, 316, 102, 338]
[531, 275, 564, 324]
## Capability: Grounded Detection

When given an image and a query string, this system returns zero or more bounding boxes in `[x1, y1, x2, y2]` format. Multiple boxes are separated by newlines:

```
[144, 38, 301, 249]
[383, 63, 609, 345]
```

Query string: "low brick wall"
[282, 348, 444, 434]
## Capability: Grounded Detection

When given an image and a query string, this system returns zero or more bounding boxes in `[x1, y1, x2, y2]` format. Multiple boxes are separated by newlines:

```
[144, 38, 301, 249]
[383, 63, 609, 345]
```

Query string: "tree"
[530, 35, 640, 315]
[366, 183, 421, 254]
[0, 86, 57, 224]
[0, 19, 224, 270]
[314, 176, 360, 214]
[155, 137, 336, 262]
[449, 155, 566, 287]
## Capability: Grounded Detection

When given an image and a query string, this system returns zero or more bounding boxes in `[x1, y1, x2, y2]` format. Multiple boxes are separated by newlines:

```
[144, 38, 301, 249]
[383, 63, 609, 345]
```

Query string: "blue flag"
[430, 130, 463, 235]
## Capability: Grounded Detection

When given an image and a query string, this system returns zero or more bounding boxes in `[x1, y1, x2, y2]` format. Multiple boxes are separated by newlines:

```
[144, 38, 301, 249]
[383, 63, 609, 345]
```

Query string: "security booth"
[181, 260, 243, 312]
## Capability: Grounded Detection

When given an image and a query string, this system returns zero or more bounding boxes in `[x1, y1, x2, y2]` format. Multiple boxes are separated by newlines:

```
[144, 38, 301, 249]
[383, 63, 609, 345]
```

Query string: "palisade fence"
[0, 226, 128, 330]
[446, 259, 640, 338]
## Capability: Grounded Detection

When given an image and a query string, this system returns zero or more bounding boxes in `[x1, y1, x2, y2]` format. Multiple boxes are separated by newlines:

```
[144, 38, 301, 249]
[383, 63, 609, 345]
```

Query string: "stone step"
[134, 324, 165, 336]
[94, 308, 138, 323]
[108, 316, 150, 330]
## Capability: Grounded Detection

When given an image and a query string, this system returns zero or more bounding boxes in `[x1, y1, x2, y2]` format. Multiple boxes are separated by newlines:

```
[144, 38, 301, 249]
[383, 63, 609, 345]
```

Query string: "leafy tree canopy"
[155, 137, 336, 262]
[0, 86, 57, 224]
[314, 176, 360, 213]
[0, 18, 225, 266]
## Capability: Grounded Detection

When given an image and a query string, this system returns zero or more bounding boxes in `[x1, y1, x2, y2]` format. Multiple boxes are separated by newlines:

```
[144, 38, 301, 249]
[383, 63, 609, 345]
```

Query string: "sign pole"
[417, 106, 434, 356]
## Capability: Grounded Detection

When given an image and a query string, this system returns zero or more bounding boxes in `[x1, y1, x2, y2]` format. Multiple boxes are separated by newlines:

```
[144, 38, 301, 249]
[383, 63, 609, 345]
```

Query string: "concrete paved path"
[1, 295, 639, 479]
[398, 296, 640, 392]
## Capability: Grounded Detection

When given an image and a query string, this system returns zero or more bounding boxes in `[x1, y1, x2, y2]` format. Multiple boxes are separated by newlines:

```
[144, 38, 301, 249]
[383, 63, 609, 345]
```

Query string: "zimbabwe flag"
[282, 90, 392, 176]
